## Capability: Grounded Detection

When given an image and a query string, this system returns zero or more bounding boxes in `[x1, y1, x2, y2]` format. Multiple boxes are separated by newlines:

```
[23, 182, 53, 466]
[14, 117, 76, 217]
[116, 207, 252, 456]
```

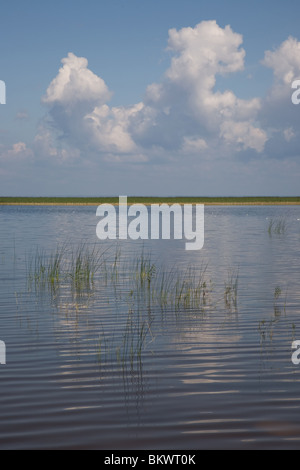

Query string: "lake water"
[0, 204, 300, 450]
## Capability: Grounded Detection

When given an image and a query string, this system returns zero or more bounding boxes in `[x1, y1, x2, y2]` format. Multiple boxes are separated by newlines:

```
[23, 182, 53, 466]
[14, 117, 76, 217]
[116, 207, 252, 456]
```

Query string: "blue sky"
[1, 0, 300, 196]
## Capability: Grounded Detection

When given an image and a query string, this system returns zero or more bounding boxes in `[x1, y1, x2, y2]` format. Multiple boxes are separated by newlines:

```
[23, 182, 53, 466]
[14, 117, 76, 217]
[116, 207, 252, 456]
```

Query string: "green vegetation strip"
[0, 197, 300, 205]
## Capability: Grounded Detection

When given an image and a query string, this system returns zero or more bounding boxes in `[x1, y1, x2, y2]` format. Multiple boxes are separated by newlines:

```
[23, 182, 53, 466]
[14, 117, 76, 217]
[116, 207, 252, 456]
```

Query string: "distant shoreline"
[0, 197, 300, 206]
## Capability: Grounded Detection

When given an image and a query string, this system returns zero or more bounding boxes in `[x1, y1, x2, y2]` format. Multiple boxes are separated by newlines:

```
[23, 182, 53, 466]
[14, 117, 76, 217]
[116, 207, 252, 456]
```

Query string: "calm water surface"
[0, 205, 300, 449]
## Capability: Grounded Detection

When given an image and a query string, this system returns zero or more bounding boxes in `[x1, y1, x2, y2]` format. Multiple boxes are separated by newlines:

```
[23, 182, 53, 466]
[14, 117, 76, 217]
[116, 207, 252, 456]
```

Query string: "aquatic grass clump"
[130, 257, 213, 313]
[268, 218, 287, 236]
[27, 248, 46, 288]
[26, 243, 244, 369]
[27, 243, 107, 299]
[128, 255, 212, 313]
[258, 285, 290, 352]
[28, 244, 236, 319]
[47, 245, 66, 286]
[97, 260, 213, 369]
[273, 285, 288, 316]
[27, 245, 66, 291]
[133, 253, 157, 288]
[152, 268, 176, 309]
[68, 243, 105, 293]
[224, 268, 239, 311]
[174, 264, 211, 311]
[110, 248, 121, 283]
[97, 307, 154, 370]
[121, 309, 153, 366]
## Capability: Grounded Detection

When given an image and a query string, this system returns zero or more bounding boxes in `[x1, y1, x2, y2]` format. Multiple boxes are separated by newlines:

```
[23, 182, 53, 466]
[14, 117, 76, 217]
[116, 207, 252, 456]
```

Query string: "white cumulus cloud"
[259, 36, 300, 160]
[34, 21, 300, 168]
[262, 37, 300, 85]
[133, 20, 266, 154]
[42, 52, 112, 109]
